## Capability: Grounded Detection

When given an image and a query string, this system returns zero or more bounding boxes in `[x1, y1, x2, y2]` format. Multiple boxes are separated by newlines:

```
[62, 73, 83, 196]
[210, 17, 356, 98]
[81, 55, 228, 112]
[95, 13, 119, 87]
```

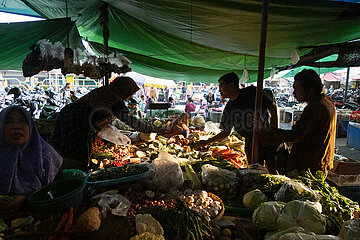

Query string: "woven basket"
[208, 192, 225, 223]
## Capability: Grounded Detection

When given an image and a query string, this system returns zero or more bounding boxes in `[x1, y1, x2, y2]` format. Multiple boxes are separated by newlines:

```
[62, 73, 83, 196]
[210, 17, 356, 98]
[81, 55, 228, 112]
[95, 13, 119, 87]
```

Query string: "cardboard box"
[332, 158, 360, 175]
[327, 172, 360, 187]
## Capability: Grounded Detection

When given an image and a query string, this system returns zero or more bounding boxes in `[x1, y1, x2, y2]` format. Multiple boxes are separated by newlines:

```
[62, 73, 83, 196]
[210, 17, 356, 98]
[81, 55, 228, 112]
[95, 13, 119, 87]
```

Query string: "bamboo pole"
[251, 0, 269, 164]
[344, 67, 350, 103]
[100, 2, 110, 85]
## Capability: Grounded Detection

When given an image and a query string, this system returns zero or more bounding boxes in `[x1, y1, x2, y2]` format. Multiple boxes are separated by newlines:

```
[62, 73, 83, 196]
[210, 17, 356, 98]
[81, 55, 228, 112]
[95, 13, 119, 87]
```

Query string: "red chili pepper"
[230, 159, 242, 169]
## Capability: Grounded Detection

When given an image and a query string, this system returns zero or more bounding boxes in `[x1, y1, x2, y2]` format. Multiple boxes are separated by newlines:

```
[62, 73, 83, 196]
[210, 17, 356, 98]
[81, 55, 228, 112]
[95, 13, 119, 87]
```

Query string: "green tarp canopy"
[2, 0, 360, 82]
[0, 18, 84, 71]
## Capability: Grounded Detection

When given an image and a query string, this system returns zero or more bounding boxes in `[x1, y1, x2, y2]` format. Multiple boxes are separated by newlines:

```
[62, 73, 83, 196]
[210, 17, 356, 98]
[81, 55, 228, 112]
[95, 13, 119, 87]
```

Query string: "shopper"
[60, 82, 72, 104]
[149, 87, 158, 102]
[185, 97, 196, 115]
[164, 86, 170, 102]
[256, 69, 336, 174]
[168, 97, 176, 108]
[139, 95, 147, 113]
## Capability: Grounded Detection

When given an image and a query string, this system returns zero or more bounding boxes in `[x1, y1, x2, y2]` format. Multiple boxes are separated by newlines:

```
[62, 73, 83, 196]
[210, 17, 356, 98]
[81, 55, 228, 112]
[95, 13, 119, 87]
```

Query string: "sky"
[0, 12, 43, 23]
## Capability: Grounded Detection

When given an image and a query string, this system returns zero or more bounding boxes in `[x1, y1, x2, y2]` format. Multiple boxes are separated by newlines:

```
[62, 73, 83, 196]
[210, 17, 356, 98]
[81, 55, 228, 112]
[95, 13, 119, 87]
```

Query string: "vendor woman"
[0, 106, 63, 211]
[51, 76, 154, 170]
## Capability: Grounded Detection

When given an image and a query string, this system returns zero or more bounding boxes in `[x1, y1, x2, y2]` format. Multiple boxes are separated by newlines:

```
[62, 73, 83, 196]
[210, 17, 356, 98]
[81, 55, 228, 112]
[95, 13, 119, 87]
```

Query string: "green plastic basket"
[27, 178, 85, 213]
[62, 169, 87, 179]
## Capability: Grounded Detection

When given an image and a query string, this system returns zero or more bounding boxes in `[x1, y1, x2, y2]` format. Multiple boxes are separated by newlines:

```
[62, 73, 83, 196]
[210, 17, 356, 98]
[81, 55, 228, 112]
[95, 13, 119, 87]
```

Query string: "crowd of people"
[0, 69, 337, 212]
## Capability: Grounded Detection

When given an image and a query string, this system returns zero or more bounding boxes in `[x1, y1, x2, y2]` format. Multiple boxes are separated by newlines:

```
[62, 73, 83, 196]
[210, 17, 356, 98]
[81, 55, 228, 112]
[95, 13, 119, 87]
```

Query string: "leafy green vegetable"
[143, 197, 212, 240]
[88, 164, 148, 182]
[274, 180, 320, 203]
[0, 219, 8, 233]
[288, 170, 360, 235]
[255, 174, 291, 199]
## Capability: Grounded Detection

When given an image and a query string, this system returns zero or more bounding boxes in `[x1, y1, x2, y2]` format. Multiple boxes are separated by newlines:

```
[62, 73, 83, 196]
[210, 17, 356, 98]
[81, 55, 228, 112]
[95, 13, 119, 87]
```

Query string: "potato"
[73, 207, 101, 234]
[212, 228, 221, 238]
[221, 228, 232, 238]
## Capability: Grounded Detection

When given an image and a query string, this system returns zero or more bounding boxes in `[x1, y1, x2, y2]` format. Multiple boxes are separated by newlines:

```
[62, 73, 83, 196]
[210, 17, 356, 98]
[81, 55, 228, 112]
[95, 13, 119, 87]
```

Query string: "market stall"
[1, 117, 359, 240]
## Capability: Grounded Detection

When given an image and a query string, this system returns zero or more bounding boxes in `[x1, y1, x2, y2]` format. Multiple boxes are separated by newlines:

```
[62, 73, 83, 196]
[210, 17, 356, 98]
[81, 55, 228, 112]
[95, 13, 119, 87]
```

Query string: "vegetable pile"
[91, 141, 134, 167]
[143, 197, 212, 240]
[249, 170, 360, 235]
[288, 170, 360, 234]
[88, 164, 148, 182]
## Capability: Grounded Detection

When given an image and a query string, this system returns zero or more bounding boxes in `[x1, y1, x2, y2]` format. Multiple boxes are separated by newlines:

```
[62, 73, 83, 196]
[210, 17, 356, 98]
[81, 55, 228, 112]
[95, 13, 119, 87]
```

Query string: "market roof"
[2, 0, 360, 83]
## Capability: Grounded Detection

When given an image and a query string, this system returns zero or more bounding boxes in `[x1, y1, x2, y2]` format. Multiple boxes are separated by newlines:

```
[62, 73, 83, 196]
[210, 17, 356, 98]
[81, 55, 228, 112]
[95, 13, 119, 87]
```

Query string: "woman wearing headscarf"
[51, 76, 153, 170]
[0, 106, 62, 210]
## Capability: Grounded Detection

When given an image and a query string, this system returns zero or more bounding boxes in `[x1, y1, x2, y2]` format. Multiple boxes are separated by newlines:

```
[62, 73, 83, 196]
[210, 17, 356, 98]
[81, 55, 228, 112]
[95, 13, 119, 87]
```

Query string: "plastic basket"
[85, 163, 152, 189]
[27, 178, 85, 213]
[62, 169, 87, 179]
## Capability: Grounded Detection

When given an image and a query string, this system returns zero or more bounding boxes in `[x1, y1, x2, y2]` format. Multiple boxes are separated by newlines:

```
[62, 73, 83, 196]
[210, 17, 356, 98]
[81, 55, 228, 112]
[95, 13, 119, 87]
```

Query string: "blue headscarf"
[0, 106, 63, 195]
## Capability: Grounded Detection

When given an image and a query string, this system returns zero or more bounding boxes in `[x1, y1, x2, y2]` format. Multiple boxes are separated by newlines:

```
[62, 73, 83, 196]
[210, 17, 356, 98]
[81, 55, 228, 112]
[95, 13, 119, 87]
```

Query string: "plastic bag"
[277, 200, 326, 235]
[204, 121, 221, 134]
[274, 180, 320, 203]
[191, 116, 205, 127]
[238, 163, 269, 176]
[98, 125, 131, 145]
[201, 164, 238, 199]
[338, 219, 360, 239]
[146, 151, 184, 192]
[94, 193, 131, 218]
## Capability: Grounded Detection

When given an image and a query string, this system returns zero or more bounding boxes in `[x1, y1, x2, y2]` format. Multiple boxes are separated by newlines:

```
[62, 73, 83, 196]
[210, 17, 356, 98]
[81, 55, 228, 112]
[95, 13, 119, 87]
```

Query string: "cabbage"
[243, 189, 268, 209]
[279, 233, 341, 240]
[265, 227, 310, 240]
[253, 201, 286, 231]
[338, 219, 360, 240]
[278, 200, 326, 234]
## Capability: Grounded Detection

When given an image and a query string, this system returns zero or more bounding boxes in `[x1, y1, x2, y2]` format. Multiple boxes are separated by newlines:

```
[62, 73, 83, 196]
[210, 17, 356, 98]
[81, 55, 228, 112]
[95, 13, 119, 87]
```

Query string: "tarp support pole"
[344, 67, 350, 103]
[251, 0, 269, 164]
[100, 2, 110, 85]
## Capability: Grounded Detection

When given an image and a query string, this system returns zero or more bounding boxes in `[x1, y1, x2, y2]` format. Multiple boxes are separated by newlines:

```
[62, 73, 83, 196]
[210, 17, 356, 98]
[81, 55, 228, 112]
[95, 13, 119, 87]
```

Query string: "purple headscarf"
[0, 106, 63, 195]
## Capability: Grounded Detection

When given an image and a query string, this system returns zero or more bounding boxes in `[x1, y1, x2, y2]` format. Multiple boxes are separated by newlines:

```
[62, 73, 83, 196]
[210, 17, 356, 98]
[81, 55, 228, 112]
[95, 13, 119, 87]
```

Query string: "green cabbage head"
[253, 201, 286, 231]
[278, 200, 326, 234]
[243, 189, 268, 209]
[339, 219, 360, 240]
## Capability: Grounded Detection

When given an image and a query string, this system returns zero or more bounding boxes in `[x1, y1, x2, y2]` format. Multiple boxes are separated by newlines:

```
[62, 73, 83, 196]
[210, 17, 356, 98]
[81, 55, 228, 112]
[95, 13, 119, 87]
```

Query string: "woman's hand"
[195, 140, 209, 149]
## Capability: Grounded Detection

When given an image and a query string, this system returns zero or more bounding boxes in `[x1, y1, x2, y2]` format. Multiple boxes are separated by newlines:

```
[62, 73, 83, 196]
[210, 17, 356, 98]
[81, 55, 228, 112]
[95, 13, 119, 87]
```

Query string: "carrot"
[48, 212, 69, 240]
[64, 207, 74, 231]
[230, 159, 243, 169]
[57, 207, 74, 240]
[219, 149, 232, 154]
[222, 153, 240, 158]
